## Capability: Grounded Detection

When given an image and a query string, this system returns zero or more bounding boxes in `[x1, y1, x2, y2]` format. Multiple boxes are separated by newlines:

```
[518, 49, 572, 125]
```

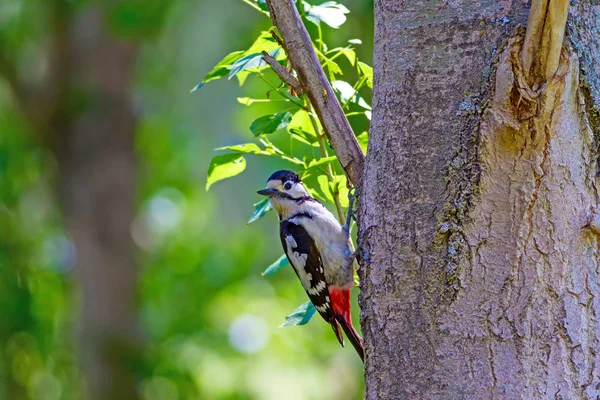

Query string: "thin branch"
[265, 0, 365, 186]
[270, 29, 286, 50]
[261, 51, 303, 96]
[521, 0, 569, 84]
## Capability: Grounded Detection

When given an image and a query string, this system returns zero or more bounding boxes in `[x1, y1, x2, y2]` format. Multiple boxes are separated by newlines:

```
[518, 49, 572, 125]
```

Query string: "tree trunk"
[3, 5, 142, 399]
[51, 9, 141, 400]
[359, 1, 600, 398]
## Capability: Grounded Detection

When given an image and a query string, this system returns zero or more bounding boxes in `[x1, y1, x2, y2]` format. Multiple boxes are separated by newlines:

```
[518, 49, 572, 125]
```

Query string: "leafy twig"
[265, 0, 365, 186]
[269, 29, 286, 50]
[261, 51, 303, 96]
[255, 72, 304, 108]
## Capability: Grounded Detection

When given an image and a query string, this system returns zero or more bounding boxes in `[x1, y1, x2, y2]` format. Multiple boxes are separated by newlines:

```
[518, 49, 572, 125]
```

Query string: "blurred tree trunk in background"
[1, 3, 140, 400]
[359, 1, 600, 398]
[52, 9, 141, 400]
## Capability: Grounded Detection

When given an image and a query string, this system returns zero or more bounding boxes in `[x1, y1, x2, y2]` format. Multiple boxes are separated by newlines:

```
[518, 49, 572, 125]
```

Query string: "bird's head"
[257, 170, 310, 218]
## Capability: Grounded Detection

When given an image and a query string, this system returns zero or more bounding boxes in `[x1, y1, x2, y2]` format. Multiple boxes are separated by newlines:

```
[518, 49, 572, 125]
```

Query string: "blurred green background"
[0, 0, 373, 399]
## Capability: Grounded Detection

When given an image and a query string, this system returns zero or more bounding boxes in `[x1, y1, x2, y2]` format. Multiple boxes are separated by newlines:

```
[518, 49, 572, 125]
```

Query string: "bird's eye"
[284, 182, 292, 190]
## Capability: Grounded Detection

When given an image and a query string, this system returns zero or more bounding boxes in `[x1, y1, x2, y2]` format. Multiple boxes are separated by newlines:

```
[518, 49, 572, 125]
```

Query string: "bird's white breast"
[288, 202, 353, 288]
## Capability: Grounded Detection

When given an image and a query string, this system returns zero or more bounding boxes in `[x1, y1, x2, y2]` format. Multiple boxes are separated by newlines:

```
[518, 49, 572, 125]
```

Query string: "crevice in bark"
[434, 30, 520, 302]
[436, 36, 600, 397]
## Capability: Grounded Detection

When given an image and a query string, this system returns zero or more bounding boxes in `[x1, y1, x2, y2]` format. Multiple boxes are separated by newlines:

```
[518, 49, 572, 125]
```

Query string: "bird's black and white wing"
[279, 220, 344, 345]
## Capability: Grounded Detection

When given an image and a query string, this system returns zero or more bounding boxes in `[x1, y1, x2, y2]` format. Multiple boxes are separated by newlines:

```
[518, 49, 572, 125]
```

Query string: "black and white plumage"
[258, 170, 364, 361]
[279, 218, 345, 344]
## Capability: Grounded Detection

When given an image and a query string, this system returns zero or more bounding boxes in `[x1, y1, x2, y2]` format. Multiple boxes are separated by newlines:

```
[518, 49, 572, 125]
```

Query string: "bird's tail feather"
[337, 315, 364, 362]
[330, 319, 345, 347]
[329, 287, 364, 362]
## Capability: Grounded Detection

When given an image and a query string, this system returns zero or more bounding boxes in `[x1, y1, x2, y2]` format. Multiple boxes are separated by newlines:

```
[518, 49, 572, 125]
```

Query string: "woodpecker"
[257, 170, 364, 361]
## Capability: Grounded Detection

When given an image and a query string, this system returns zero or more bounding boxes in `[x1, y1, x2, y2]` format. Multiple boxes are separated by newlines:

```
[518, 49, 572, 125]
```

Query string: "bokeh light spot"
[228, 314, 269, 354]
[42, 235, 76, 273]
[146, 188, 186, 235]
[28, 372, 62, 400]
[141, 376, 178, 400]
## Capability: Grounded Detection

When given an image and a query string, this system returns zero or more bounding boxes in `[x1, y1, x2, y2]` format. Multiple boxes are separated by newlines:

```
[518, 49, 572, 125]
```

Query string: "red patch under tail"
[329, 287, 364, 362]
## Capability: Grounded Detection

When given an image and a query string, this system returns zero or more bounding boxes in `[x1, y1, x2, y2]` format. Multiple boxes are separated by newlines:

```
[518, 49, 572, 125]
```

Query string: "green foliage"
[356, 131, 369, 154]
[358, 61, 373, 88]
[0, 114, 80, 400]
[196, 51, 245, 87]
[262, 254, 289, 276]
[227, 49, 281, 80]
[206, 154, 247, 190]
[280, 301, 316, 327]
[0, 0, 371, 398]
[107, 0, 171, 37]
[248, 197, 273, 224]
[250, 111, 293, 136]
[197, 0, 371, 328]
[332, 80, 371, 110]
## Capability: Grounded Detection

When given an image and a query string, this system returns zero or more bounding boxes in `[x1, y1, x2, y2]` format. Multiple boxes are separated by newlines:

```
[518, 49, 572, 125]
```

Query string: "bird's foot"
[343, 186, 357, 235]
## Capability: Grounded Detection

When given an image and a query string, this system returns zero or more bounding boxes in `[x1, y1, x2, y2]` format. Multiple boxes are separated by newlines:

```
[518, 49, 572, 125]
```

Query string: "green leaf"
[330, 47, 356, 65]
[216, 143, 265, 154]
[250, 112, 293, 136]
[248, 197, 273, 224]
[289, 110, 316, 132]
[334, 174, 349, 208]
[227, 49, 281, 80]
[289, 128, 319, 147]
[303, 1, 350, 29]
[237, 97, 256, 106]
[332, 80, 371, 110]
[317, 175, 334, 203]
[206, 154, 246, 190]
[280, 301, 316, 327]
[307, 156, 337, 169]
[356, 131, 368, 154]
[306, 187, 325, 202]
[246, 31, 279, 54]
[288, 110, 319, 146]
[194, 51, 245, 89]
[340, 48, 356, 65]
[262, 254, 289, 275]
[321, 56, 342, 78]
[237, 97, 266, 106]
[236, 71, 251, 86]
[254, 0, 269, 12]
[358, 61, 373, 88]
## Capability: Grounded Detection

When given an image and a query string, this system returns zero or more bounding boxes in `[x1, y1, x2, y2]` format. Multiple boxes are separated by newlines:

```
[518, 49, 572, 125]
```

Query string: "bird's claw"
[343, 186, 357, 234]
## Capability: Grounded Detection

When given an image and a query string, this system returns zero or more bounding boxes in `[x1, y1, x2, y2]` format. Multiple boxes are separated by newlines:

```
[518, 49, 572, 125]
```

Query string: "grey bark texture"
[359, 1, 600, 399]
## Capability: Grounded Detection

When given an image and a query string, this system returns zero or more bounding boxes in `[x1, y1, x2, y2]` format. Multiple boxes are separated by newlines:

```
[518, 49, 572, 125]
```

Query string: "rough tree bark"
[1, 4, 141, 400]
[359, 1, 600, 398]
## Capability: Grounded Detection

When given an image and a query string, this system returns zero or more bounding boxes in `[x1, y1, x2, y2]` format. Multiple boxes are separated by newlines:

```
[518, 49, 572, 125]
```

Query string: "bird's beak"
[257, 188, 279, 197]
